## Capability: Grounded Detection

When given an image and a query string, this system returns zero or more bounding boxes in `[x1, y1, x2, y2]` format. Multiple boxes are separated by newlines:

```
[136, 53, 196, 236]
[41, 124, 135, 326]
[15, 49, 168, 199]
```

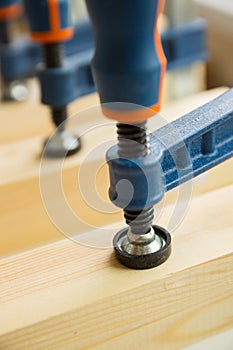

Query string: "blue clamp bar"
[0, 18, 207, 80]
[0, 37, 38, 79]
[155, 89, 233, 191]
[38, 48, 95, 107]
[0, 0, 18, 7]
[162, 18, 208, 70]
[107, 89, 233, 211]
[0, 19, 94, 80]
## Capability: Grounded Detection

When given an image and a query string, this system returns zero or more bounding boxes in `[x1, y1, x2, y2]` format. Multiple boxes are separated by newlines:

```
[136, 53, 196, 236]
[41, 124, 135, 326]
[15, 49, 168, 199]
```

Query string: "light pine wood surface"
[0, 88, 232, 349]
[0, 184, 232, 349]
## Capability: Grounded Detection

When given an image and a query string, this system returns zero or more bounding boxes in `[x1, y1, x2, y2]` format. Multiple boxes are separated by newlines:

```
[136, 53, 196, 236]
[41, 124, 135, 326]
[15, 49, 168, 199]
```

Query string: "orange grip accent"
[30, 28, 73, 43]
[152, 0, 166, 115]
[102, 106, 157, 124]
[30, 0, 73, 44]
[0, 3, 22, 20]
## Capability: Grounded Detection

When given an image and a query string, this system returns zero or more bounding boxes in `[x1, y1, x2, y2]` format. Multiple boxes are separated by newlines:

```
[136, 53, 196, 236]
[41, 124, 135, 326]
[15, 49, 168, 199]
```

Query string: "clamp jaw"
[107, 89, 233, 269]
[108, 90, 233, 210]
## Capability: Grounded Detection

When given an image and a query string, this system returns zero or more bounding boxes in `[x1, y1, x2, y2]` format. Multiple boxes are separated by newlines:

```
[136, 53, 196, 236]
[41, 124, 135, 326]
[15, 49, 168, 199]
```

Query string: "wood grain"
[1, 88, 233, 256]
[0, 184, 232, 349]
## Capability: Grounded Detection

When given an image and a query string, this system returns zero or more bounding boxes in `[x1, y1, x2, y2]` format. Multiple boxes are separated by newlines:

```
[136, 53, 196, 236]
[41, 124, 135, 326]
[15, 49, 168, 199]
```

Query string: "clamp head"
[43, 129, 80, 158]
[113, 225, 171, 269]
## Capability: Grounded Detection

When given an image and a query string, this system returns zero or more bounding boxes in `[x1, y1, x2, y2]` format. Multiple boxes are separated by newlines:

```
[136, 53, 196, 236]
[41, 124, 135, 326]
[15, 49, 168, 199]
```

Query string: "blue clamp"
[107, 89, 233, 211]
[0, 0, 19, 7]
[38, 48, 94, 107]
[0, 18, 207, 86]
[24, 0, 72, 35]
[0, 19, 94, 80]
[162, 18, 208, 70]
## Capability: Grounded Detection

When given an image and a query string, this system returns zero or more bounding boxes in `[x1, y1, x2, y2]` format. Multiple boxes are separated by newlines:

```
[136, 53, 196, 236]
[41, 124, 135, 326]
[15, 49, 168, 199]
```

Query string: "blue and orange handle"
[0, 0, 22, 21]
[24, 0, 73, 44]
[86, 0, 167, 123]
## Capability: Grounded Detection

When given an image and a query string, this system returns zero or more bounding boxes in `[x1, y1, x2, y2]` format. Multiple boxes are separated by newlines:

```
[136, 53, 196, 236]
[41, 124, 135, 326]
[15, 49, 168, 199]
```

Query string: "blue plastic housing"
[86, 0, 163, 108]
[0, 20, 94, 80]
[23, 0, 71, 33]
[0, 19, 208, 107]
[162, 19, 208, 70]
[107, 89, 233, 211]
[0, 0, 18, 7]
[38, 49, 94, 107]
[0, 19, 207, 81]
[107, 147, 164, 210]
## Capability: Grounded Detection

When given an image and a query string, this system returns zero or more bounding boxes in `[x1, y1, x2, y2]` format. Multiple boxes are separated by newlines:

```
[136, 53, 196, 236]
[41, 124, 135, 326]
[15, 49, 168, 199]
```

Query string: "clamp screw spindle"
[0, 19, 11, 44]
[42, 42, 81, 157]
[117, 122, 154, 235]
[114, 122, 172, 269]
[85, 0, 171, 268]
[42, 43, 67, 131]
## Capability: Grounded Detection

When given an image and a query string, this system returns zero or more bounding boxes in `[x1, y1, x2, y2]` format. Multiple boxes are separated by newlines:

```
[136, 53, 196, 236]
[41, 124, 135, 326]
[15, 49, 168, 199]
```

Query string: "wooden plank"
[0, 184, 232, 349]
[1, 154, 233, 256]
[184, 329, 233, 350]
[1, 88, 233, 256]
[195, 0, 233, 88]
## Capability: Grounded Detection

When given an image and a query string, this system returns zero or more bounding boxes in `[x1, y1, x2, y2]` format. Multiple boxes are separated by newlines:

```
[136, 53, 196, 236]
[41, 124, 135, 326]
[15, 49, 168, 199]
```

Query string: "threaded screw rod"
[117, 122, 149, 158]
[117, 122, 154, 236]
[0, 19, 19, 102]
[42, 43, 67, 130]
[0, 19, 11, 44]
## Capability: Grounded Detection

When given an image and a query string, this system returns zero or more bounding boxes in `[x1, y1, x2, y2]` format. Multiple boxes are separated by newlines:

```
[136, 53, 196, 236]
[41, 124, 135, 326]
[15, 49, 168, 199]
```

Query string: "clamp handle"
[24, 0, 73, 44]
[86, 0, 166, 123]
[0, 0, 22, 21]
